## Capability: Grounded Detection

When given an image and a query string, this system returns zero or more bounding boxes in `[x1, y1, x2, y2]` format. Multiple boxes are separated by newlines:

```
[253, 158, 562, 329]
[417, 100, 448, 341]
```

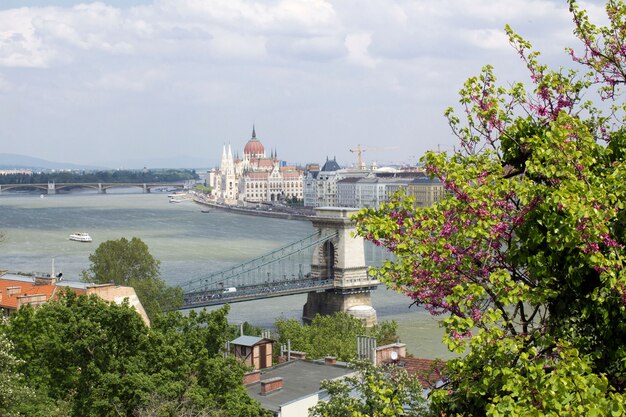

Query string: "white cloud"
[0, 8, 57, 67]
[463, 28, 511, 51]
[89, 66, 167, 92]
[345, 32, 375, 68]
[0, 0, 607, 166]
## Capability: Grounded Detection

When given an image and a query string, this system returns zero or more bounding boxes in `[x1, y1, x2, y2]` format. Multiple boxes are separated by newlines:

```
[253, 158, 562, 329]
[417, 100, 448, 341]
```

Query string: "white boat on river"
[69, 232, 92, 242]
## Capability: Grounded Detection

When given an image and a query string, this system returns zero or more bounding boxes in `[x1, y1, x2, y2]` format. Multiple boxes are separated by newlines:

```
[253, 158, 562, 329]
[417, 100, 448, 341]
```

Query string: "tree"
[3, 294, 267, 417]
[309, 362, 427, 417]
[193, 184, 212, 194]
[81, 237, 183, 320]
[82, 237, 159, 284]
[354, 1, 626, 415]
[5, 291, 152, 417]
[142, 307, 268, 417]
[0, 329, 64, 417]
[275, 313, 398, 362]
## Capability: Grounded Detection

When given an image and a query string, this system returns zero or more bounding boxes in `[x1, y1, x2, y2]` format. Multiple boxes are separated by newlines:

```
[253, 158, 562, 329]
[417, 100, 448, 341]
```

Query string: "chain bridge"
[181, 230, 338, 307]
[180, 207, 381, 326]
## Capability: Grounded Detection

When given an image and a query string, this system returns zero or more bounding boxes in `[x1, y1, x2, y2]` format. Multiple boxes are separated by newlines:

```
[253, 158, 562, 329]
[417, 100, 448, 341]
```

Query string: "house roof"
[337, 177, 362, 184]
[256, 159, 275, 169]
[0, 278, 57, 310]
[408, 176, 443, 185]
[0, 273, 150, 326]
[321, 157, 341, 172]
[246, 360, 355, 413]
[246, 172, 269, 180]
[231, 335, 273, 347]
[394, 357, 445, 389]
[282, 171, 301, 179]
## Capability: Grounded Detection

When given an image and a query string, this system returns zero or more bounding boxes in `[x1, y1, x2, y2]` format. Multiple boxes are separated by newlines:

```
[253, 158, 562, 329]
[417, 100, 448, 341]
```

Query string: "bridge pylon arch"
[303, 207, 379, 327]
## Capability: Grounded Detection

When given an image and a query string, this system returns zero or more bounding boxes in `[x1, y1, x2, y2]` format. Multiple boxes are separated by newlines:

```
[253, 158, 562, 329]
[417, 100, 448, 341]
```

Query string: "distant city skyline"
[0, 1, 607, 169]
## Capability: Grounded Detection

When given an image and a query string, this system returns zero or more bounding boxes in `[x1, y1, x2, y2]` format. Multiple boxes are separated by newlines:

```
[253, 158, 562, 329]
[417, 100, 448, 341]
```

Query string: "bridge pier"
[303, 207, 378, 327]
[47, 182, 56, 195]
[143, 183, 150, 193]
[98, 183, 106, 194]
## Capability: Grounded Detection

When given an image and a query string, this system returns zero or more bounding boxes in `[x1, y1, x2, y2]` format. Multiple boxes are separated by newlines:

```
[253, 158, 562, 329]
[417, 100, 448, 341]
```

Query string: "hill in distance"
[0, 153, 106, 171]
[0, 154, 216, 171]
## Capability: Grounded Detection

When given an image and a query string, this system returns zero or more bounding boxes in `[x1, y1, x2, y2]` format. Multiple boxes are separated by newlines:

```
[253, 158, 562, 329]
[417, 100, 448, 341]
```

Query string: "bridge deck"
[182, 278, 335, 309]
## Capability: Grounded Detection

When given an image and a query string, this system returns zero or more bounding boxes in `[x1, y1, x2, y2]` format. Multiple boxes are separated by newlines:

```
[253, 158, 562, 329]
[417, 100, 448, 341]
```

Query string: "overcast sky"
[0, 0, 607, 169]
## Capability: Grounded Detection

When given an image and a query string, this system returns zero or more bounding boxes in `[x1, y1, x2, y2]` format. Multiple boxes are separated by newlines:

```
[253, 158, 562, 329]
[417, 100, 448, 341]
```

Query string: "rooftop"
[390, 357, 445, 389]
[320, 157, 341, 172]
[231, 335, 273, 347]
[0, 278, 57, 310]
[246, 359, 355, 413]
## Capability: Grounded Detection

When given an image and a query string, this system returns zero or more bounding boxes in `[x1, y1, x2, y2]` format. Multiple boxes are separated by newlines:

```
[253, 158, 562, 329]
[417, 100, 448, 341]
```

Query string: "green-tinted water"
[0, 192, 453, 359]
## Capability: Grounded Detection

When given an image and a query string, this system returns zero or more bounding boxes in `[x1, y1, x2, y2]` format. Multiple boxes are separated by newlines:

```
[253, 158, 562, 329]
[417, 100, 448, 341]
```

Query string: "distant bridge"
[0, 181, 194, 195]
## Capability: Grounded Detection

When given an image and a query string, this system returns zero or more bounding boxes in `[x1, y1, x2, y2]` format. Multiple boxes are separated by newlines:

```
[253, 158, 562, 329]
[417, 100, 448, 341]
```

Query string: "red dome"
[244, 138, 265, 157]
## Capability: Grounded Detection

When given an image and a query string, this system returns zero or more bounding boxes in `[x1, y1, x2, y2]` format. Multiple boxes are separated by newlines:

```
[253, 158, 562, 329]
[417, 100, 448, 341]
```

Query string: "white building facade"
[336, 175, 444, 209]
[208, 127, 304, 205]
[303, 158, 368, 208]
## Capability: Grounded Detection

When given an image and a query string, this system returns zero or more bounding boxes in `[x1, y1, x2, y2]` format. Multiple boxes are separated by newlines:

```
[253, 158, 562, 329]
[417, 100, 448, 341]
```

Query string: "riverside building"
[207, 127, 304, 205]
[303, 157, 369, 208]
[305, 159, 444, 209]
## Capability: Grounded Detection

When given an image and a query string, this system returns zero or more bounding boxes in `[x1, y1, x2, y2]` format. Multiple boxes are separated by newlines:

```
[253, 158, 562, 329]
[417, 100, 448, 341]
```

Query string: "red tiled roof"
[282, 172, 302, 179]
[246, 172, 269, 180]
[0, 279, 57, 310]
[256, 159, 274, 168]
[391, 357, 446, 388]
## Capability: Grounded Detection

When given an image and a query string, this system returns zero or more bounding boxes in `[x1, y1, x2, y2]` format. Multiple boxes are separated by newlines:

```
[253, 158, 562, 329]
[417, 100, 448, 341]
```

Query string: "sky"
[0, 0, 608, 169]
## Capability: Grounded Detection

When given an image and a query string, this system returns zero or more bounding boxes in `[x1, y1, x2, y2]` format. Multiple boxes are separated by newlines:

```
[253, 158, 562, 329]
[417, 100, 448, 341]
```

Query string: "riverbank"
[193, 197, 314, 221]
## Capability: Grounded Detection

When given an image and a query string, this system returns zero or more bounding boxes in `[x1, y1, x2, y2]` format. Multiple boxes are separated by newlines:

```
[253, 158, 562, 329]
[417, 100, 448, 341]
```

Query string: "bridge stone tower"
[303, 207, 379, 327]
[47, 182, 56, 195]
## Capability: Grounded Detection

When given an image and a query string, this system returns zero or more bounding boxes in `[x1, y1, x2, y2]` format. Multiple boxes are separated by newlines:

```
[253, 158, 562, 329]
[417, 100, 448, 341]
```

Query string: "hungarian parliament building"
[206, 126, 445, 210]
[206, 127, 304, 205]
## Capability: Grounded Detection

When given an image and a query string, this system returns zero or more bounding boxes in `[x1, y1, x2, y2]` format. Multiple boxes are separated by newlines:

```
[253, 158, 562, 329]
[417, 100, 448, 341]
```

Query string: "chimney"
[324, 356, 337, 365]
[35, 275, 56, 286]
[243, 370, 261, 386]
[6, 286, 21, 296]
[260, 377, 283, 395]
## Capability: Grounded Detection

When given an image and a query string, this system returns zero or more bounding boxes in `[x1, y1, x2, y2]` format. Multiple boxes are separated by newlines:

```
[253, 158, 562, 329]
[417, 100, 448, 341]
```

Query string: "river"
[0, 191, 453, 359]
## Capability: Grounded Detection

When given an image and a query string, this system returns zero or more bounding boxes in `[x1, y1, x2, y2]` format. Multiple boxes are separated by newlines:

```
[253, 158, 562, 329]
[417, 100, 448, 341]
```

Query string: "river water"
[0, 191, 452, 359]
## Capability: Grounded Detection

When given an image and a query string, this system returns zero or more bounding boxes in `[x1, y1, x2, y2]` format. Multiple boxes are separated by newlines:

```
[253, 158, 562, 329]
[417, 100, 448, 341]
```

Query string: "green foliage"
[309, 362, 427, 417]
[3, 294, 265, 417]
[5, 291, 151, 416]
[81, 237, 183, 320]
[0, 329, 64, 417]
[227, 321, 263, 340]
[82, 237, 160, 284]
[353, 1, 626, 415]
[286, 195, 303, 206]
[275, 313, 398, 361]
[193, 184, 212, 194]
[144, 308, 264, 417]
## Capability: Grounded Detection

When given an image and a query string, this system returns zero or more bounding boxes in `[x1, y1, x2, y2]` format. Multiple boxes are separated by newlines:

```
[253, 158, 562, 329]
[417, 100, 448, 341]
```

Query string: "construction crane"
[349, 144, 398, 170]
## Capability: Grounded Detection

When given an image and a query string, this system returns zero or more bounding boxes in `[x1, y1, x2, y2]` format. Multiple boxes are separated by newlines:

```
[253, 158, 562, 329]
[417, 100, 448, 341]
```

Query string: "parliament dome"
[243, 126, 265, 157]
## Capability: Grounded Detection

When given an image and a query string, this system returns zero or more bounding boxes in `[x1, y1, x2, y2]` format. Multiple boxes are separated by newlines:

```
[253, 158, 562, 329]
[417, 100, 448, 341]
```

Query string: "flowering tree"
[354, 1, 626, 415]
